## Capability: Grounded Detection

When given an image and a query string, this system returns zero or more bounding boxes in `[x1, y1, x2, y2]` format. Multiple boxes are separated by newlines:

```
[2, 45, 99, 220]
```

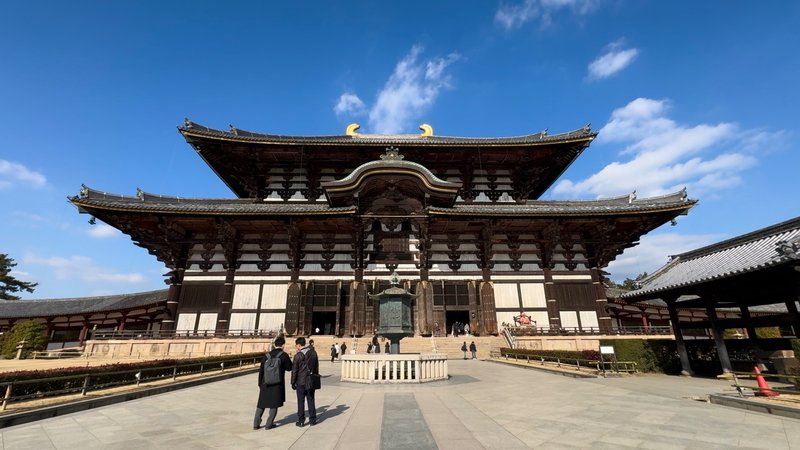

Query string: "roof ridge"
[179, 119, 597, 143]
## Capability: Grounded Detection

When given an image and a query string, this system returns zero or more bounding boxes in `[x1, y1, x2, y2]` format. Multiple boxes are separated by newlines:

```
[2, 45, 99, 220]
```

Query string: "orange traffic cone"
[754, 366, 779, 397]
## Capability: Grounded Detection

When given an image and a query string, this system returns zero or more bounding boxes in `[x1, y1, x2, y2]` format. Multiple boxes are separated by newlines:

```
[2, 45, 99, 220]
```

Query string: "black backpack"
[262, 351, 283, 386]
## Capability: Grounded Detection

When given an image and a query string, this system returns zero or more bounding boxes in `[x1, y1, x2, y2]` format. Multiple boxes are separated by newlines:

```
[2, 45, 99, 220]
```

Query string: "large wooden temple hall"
[69, 120, 696, 338]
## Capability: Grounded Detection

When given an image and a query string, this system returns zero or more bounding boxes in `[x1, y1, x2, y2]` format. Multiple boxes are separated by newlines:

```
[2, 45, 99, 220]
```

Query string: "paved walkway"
[2, 360, 799, 449]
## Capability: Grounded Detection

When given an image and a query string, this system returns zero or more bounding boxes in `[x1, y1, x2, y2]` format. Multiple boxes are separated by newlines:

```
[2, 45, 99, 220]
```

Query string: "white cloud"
[367, 46, 460, 134]
[587, 40, 639, 80]
[333, 93, 366, 116]
[0, 160, 46, 189]
[607, 232, 725, 282]
[495, 0, 600, 30]
[23, 253, 146, 284]
[87, 224, 119, 238]
[553, 97, 779, 199]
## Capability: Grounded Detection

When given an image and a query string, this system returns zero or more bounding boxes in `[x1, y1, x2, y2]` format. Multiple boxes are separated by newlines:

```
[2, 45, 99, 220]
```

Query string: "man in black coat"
[254, 335, 292, 430]
[291, 336, 319, 426]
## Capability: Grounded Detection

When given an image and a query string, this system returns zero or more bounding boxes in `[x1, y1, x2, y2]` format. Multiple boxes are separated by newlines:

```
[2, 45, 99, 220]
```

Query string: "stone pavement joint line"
[1, 360, 798, 449]
[380, 393, 436, 450]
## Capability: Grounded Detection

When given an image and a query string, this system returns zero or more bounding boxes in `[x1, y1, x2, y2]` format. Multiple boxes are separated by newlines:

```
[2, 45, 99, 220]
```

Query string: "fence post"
[200, 364, 204, 375]
[576, 360, 581, 371]
[81, 375, 90, 396]
[557, 358, 561, 368]
[2, 384, 12, 411]
[172, 366, 177, 381]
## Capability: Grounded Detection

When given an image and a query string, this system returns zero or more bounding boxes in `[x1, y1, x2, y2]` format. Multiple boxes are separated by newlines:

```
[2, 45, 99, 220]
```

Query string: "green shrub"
[0, 320, 48, 358]
[599, 339, 680, 373]
[791, 339, 800, 358]
[755, 327, 781, 339]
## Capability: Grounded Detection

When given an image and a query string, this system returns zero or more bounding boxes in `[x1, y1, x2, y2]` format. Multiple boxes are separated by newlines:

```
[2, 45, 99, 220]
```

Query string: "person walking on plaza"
[461, 341, 468, 359]
[384, 341, 390, 354]
[330, 344, 336, 362]
[292, 337, 318, 427]
[334, 342, 341, 360]
[469, 341, 477, 360]
[254, 335, 292, 430]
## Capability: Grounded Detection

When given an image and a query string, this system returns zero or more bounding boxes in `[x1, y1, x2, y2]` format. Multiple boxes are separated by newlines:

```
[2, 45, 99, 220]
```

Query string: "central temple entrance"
[312, 312, 337, 335]
[445, 310, 470, 335]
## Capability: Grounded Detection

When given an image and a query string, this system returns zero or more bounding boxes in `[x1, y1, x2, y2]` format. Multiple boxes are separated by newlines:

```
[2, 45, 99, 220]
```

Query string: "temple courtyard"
[1, 360, 798, 449]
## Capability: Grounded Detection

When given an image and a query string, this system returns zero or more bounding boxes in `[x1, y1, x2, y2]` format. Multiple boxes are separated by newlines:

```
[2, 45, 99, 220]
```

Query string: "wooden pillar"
[590, 267, 612, 333]
[739, 305, 757, 341]
[162, 267, 185, 332]
[785, 298, 800, 338]
[666, 298, 694, 376]
[335, 280, 343, 336]
[414, 281, 431, 335]
[78, 319, 90, 346]
[468, 281, 479, 334]
[216, 268, 234, 334]
[640, 308, 650, 329]
[543, 268, 560, 330]
[284, 282, 302, 335]
[479, 282, 497, 334]
[706, 304, 732, 373]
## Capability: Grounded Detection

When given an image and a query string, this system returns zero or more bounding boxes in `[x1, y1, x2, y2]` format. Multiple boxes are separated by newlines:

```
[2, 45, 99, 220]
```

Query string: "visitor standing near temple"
[292, 336, 318, 427]
[254, 335, 292, 430]
[461, 342, 468, 359]
[334, 342, 341, 359]
[465, 323, 470, 336]
[384, 341, 390, 354]
[366, 342, 373, 353]
[340, 342, 347, 355]
[330, 344, 336, 362]
[469, 341, 477, 360]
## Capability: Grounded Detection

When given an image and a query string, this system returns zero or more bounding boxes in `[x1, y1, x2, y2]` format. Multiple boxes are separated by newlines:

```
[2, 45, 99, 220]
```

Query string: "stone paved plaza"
[2, 359, 798, 449]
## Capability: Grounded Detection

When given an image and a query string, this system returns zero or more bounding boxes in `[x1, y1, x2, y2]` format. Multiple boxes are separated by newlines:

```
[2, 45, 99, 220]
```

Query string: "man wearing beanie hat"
[254, 335, 292, 430]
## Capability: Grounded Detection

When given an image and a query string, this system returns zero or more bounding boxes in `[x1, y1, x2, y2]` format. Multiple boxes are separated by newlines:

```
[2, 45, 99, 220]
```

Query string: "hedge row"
[0, 352, 264, 399]
[499, 348, 600, 361]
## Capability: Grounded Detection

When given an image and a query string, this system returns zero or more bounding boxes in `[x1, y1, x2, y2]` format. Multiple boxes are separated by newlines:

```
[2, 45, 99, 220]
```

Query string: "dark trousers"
[254, 407, 277, 428]
[296, 386, 316, 422]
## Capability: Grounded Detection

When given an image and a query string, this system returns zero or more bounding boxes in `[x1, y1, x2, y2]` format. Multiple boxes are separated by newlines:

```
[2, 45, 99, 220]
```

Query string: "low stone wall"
[340, 353, 448, 384]
[84, 339, 273, 358]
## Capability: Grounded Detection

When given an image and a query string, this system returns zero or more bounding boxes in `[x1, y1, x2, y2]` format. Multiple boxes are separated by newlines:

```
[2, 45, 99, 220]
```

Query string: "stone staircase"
[300, 335, 507, 360]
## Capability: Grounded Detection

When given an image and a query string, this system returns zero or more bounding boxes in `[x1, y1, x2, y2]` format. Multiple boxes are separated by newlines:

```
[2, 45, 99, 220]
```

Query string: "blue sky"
[2, 1, 798, 299]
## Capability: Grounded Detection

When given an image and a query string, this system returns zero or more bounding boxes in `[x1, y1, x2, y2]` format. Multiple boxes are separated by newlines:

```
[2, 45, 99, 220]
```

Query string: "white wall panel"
[229, 313, 257, 331]
[494, 283, 520, 308]
[232, 284, 260, 309]
[579, 311, 599, 330]
[197, 313, 218, 332]
[258, 313, 284, 332]
[559, 311, 579, 329]
[531, 312, 550, 330]
[520, 283, 546, 308]
[261, 284, 289, 309]
[176, 313, 197, 332]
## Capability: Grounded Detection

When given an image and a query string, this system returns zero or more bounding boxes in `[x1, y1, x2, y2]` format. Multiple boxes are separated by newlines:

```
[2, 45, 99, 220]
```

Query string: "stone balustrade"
[340, 353, 448, 384]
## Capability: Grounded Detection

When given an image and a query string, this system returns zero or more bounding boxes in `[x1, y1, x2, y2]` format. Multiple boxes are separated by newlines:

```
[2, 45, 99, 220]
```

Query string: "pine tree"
[0, 254, 38, 300]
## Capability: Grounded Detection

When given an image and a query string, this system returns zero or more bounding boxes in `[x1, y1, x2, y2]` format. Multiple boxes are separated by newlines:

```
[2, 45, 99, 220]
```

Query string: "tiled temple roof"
[622, 216, 800, 298]
[71, 186, 694, 217]
[179, 120, 597, 147]
[0, 289, 168, 319]
[429, 190, 695, 216]
[70, 186, 358, 215]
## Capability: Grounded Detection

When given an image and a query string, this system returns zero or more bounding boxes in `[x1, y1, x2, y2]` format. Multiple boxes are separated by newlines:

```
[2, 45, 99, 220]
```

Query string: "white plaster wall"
[494, 283, 520, 308]
[520, 283, 547, 308]
[232, 284, 260, 309]
[261, 284, 289, 309]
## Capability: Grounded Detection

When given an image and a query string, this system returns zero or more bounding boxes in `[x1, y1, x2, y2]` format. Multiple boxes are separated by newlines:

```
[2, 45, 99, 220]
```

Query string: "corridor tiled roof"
[0, 289, 168, 319]
[622, 216, 800, 298]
